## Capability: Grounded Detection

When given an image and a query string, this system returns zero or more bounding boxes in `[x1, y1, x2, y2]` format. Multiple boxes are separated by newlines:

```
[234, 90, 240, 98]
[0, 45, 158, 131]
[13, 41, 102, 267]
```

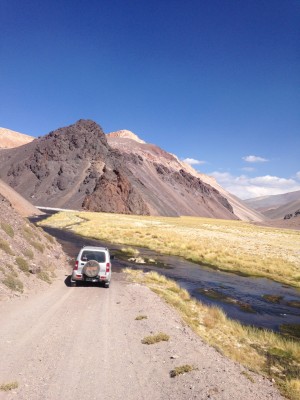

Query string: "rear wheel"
[104, 282, 110, 288]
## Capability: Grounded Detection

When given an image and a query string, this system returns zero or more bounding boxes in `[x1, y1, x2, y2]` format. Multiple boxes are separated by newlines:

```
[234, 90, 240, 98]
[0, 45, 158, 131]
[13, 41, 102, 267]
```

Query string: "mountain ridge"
[0, 120, 240, 219]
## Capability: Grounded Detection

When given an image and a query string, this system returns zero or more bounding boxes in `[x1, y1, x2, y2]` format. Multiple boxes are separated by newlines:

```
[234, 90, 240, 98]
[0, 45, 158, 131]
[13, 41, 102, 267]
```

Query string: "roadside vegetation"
[126, 269, 300, 400]
[141, 332, 170, 344]
[0, 381, 18, 391]
[170, 364, 196, 378]
[39, 211, 300, 288]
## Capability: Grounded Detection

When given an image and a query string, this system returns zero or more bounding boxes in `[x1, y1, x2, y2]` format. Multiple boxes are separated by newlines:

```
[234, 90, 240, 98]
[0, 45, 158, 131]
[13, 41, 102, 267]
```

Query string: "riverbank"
[125, 269, 300, 400]
[38, 211, 300, 288]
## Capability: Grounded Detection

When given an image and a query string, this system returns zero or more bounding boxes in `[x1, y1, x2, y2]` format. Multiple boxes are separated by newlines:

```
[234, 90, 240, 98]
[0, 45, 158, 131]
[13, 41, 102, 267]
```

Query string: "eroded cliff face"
[0, 119, 238, 218]
[83, 167, 150, 215]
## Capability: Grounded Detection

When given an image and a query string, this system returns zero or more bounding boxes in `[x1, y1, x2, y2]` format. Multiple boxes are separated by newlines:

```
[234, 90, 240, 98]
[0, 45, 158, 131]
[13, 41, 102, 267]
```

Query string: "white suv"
[71, 246, 112, 288]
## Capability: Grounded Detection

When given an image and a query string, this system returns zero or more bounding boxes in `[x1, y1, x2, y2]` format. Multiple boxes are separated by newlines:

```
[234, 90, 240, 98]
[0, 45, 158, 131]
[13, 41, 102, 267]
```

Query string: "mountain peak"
[0, 127, 34, 148]
[107, 130, 146, 144]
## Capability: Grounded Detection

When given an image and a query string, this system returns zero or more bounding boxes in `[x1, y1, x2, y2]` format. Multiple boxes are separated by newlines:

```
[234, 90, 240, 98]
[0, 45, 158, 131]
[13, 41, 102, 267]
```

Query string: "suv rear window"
[81, 251, 106, 263]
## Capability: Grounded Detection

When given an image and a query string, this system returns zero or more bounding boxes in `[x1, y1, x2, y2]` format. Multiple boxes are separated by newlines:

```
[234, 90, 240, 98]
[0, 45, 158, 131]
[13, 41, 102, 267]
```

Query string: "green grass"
[0, 381, 18, 391]
[125, 269, 300, 400]
[39, 211, 300, 288]
[141, 332, 170, 345]
[0, 222, 14, 238]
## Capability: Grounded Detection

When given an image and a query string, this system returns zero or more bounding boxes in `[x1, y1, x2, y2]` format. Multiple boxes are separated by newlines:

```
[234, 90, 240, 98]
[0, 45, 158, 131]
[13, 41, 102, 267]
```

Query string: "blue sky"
[1, 0, 299, 199]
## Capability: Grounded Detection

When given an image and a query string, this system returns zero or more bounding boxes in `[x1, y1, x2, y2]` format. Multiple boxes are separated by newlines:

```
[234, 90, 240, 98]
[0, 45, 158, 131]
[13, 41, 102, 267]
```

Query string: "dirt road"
[0, 270, 282, 400]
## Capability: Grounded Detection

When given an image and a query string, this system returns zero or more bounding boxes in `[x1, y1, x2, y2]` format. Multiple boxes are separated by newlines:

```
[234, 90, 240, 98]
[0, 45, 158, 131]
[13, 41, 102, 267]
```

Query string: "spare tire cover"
[83, 260, 100, 277]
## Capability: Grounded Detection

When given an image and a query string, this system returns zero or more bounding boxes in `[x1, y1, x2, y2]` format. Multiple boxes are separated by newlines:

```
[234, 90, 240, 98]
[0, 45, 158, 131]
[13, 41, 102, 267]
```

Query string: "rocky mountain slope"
[0, 179, 42, 217]
[244, 190, 300, 219]
[0, 127, 34, 148]
[107, 131, 264, 221]
[0, 192, 67, 300]
[0, 119, 240, 219]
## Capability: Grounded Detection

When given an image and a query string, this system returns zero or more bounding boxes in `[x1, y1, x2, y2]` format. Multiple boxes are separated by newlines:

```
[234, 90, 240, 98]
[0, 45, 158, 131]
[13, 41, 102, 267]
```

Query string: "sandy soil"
[0, 269, 283, 400]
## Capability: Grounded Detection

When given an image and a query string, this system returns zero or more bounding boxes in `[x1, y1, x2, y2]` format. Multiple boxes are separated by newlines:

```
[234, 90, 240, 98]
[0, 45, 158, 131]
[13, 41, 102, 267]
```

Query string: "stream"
[33, 215, 300, 335]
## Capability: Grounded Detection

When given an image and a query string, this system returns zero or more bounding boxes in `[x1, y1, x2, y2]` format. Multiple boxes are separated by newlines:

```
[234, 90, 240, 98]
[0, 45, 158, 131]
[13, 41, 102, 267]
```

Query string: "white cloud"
[296, 171, 300, 180]
[182, 158, 206, 166]
[210, 171, 300, 199]
[241, 167, 255, 172]
[242, 155, 269, 163]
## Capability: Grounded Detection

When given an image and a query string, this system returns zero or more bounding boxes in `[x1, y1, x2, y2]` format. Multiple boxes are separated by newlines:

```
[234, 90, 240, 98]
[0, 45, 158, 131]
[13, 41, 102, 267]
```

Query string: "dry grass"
[0, 381, 18, 391]
[15, 257, 30, 274]
[170, 364, 196, 377]
[37, 271, 52, 284]
[0, 222, 14, 238]
[39, 211, 300, 288]
[125, 269, 300, 400]
[0, 238, 14, 255]
[141, 332, 170, 345]
[2, 273, 23, 292]
[135, 315, 148, 320]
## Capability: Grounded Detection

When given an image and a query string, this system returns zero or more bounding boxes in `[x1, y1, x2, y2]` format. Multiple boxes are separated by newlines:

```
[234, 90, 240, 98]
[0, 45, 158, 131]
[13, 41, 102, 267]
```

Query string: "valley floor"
[0, 269, 282, 400]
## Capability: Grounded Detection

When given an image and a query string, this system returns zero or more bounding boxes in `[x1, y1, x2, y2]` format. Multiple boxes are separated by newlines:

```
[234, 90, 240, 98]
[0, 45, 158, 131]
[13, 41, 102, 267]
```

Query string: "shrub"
[135, 315, 148, 320]
[0, 238, 14, 255]
[0, 381, 18, 391]
[22, 248, 34, 260]
[0, 222, 14, 238]
[22, 226, 35, 242]
[44, 233, 55, 244]
[30, 241, 44, 253]
[170, 364, 196, 377]
[37, 271, 52, 284]
[141, 332, 170, 345]
[16, 257, 29, 274]
[2, 274, 23, 292]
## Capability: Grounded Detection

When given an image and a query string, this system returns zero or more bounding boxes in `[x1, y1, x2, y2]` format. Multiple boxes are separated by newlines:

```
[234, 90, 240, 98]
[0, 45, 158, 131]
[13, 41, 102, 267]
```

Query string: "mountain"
[0, 127, 34, 148]
[107, 130, 264, 221]
[244, 190, 300, 219]
[0, 119, 244, 219]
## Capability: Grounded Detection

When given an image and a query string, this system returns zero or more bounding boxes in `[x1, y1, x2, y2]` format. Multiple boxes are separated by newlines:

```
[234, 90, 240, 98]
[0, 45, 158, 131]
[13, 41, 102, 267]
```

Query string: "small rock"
[170, 355, 179, 359]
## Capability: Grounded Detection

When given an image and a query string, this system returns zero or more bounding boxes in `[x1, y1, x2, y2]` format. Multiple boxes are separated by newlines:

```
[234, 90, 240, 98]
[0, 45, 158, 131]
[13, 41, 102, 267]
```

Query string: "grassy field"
[39, 211, 300, 288]
[125, 269, 300, 400]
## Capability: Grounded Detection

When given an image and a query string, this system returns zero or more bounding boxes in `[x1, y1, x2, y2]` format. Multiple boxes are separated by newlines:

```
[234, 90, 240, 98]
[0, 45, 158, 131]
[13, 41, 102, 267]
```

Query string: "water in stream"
[35, 217, 300, 335]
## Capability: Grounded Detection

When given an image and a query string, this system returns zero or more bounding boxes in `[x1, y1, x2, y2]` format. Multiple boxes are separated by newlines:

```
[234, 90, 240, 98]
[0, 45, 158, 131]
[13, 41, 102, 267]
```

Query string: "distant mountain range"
[244, 190, 300, 220]
[0, 119, 265, 221]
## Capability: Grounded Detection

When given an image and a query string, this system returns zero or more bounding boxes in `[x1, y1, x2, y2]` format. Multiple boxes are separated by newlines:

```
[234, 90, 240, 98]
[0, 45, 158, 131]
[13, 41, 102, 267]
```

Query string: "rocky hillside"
[0, 179, 42, 217]
[0, 127, 34, 148]
[0, 120, 239, 219]
[107, 131, 264, 221]
[0, 193, 67, 300]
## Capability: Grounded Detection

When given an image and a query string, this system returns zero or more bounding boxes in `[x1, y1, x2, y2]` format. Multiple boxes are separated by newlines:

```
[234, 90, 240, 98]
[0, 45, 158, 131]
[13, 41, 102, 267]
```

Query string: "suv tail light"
[74, 260, 79, 270]
[106, 263, 110, 273]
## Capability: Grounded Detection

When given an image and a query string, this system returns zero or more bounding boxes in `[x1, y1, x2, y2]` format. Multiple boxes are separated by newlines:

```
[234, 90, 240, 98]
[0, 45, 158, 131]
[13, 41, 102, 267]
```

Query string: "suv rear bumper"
[71, 273, 110, 283]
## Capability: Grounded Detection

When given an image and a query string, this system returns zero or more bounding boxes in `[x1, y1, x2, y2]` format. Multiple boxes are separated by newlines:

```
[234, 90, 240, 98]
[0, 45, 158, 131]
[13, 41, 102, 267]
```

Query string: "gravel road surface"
[0, 271, 283, 400]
